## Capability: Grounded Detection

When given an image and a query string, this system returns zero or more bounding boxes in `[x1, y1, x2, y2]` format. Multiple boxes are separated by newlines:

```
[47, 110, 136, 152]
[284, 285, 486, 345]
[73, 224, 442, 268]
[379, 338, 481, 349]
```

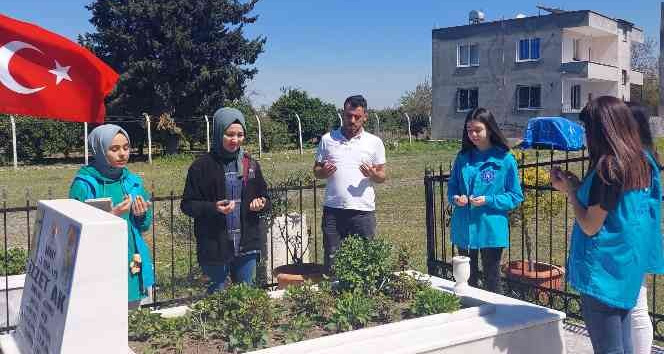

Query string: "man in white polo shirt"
[313, 95, 386, 270]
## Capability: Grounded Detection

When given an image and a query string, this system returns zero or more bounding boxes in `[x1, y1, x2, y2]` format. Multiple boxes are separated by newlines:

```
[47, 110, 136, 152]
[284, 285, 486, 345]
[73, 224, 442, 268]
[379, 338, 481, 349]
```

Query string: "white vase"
[452, 256, 471, 295]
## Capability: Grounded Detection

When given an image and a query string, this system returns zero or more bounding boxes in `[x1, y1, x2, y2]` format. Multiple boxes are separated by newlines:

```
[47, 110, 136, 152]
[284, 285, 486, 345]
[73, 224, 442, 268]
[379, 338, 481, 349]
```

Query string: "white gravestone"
[266, 213, 310, 271]
[0, 199, 128, 354]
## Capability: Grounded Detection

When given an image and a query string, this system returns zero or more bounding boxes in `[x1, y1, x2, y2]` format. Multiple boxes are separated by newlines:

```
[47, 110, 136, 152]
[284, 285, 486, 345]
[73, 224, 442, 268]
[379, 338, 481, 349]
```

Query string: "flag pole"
[84, 122, 89, 165]
[10, 115, 17, 170]
[204, 115, 210, 153]
[143, 113, 152, 164]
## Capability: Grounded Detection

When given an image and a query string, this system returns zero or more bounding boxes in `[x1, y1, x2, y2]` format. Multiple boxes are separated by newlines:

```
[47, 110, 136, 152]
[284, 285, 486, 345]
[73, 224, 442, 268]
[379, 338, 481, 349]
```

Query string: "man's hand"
[249, 197, 267, 212]
[216, 200, 236, 215]
[469, 195, 486, 207]
[359, 163, 386, 183]
[453, 195, 469, 207]
[111, 195, 132, 216]
[314, 160, 337, 179]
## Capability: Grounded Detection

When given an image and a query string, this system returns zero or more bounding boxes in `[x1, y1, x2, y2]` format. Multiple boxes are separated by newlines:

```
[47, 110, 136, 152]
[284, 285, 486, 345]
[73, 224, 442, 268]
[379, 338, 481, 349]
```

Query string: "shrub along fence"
[424, 149, 664, 341]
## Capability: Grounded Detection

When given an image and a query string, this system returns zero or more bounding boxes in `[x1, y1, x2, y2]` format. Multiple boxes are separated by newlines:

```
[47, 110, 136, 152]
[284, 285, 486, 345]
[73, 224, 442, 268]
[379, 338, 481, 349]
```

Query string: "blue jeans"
[581, 294, 633, 354]
[201, 253, 258, 294]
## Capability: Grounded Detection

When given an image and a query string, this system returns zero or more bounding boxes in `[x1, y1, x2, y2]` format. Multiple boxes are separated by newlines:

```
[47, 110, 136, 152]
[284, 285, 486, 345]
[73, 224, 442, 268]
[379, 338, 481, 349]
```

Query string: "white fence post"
[374, 113, 381, 134]
[143, 113, 152, 164]
[428, 115, 432, 135]
[204, 115, 210, 153]
[336, 112, 343, 127]
[84, 122, 89, 165]
[255, 114, 263, 159]
[294, 113, 303, 155]
[404, 113, 413, 145]
[10, 115, 17, 170]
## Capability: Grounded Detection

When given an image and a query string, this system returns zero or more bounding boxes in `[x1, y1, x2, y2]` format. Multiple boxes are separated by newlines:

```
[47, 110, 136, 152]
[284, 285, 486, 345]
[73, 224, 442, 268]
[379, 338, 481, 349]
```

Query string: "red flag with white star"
[0, 13, 118, 123]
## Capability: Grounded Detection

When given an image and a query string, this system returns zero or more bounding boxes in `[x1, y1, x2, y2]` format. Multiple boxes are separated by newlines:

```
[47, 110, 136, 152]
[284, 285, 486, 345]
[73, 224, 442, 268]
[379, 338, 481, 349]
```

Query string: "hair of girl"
[626, 101, 660, 165]
[579, 96, 649, 190]
[460, 107, 510, 153]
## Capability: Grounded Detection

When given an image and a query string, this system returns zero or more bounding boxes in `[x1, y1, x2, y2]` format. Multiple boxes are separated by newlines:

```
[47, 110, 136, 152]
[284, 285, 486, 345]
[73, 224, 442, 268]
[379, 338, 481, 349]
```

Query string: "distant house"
[431, 9, 644, 139]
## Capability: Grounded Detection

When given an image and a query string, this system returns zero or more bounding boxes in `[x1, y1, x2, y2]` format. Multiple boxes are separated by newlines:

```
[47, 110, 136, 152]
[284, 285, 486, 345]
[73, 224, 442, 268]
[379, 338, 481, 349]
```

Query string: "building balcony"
[560, 61, 619, 82]
[561, 105, 583, 114]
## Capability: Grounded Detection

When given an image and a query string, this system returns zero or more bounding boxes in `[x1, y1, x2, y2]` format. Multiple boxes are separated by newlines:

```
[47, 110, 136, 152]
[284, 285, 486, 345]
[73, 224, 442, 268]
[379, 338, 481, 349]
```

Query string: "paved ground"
[563, 322, 664, 353]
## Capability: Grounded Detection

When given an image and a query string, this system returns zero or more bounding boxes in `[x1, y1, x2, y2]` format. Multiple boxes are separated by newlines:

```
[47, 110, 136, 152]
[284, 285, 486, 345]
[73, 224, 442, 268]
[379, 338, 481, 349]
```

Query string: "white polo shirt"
[315, 129, 386, 211]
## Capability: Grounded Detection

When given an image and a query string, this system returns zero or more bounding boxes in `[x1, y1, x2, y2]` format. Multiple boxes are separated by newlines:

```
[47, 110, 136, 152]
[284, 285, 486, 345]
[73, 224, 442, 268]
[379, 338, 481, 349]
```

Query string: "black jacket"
[180, 152, 270, 265]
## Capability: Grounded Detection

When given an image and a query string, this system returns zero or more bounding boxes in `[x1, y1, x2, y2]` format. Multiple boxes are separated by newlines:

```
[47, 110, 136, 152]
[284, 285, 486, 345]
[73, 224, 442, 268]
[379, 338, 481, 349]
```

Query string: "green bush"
[128, 308, 187, 348]
[217, 284, 274, 351]
[268, 88, 337, 145]
[384, 272, 431, 302]
[326, 290, 375, 332]
[410, 288, 461, 317]
[260, 117, 291, 152]
[284, 280, 334, 322]
[1, 248, 28, 276]
[332, 236, 393, 295]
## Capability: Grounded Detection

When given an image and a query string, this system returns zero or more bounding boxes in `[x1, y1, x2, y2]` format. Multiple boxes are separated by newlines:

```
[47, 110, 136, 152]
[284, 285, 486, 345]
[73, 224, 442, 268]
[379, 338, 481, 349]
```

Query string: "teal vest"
[567, 155, 663, 309]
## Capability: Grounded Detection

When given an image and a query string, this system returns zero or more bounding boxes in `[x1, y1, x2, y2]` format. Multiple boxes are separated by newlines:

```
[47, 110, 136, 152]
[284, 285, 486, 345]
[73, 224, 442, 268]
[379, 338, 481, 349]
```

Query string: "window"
[457, 88, 478, 111]
[572, 38, 581, 61]
[517, 85, 542, 110]
[571, 85, 581, 110]
[517, 38, 541, 61]
[622, 29, 628, 42]
[457, 44, 479, 67]
[622, 70, 628, 86]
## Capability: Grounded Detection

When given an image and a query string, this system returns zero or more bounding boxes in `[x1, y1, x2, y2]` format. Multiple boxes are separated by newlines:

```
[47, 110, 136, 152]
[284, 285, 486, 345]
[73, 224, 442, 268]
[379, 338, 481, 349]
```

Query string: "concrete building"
[432, 9, 644, 139]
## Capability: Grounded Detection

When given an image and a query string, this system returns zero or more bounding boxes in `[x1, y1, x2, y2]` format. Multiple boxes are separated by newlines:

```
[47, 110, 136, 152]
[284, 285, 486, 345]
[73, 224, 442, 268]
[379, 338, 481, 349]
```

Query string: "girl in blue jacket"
[551, 96, 664, 354]
[69, 125, 155, 307]
[448, 107, 523, 293]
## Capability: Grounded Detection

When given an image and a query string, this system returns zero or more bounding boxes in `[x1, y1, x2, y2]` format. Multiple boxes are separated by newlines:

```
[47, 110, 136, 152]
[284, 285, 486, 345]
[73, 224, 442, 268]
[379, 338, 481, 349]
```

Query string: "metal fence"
[1, 180, 324, 333]
[424, 150, 664, 341]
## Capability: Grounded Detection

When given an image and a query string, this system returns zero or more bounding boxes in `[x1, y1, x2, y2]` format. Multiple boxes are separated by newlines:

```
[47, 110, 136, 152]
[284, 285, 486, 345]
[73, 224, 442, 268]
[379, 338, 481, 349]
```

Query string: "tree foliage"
[399, 77, 431, 136]
[631, 36, 658, 113]
[80, 0, 266, 139]
[0, 116, 83, 163]
[268, 88, 337, 144]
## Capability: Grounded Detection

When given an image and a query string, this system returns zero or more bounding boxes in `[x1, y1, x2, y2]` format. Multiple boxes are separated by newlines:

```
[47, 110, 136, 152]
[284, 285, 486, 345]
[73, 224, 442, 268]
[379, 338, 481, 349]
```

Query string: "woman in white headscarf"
[69, 124, 154, 307]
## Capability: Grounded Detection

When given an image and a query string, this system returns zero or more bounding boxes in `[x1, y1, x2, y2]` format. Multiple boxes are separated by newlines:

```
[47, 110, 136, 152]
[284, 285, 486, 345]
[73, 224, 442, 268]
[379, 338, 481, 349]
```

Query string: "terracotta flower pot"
[273, 263, 325, 290]
[502, 260, 565, 302]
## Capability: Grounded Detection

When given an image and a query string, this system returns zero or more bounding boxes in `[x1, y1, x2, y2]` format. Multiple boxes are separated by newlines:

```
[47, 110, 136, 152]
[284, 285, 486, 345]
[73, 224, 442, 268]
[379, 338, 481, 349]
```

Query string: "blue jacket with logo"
[567, 154, 664, 309]
[447, 147, 524, 249]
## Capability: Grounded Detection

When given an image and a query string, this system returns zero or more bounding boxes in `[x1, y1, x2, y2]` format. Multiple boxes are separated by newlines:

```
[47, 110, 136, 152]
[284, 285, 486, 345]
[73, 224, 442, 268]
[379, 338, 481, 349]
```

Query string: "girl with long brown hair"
[551, 96, 664, 353]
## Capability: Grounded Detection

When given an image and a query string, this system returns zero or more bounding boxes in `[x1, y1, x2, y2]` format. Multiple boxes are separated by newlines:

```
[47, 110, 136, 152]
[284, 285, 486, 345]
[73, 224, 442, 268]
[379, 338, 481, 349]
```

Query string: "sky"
[3, 0, 662, 109]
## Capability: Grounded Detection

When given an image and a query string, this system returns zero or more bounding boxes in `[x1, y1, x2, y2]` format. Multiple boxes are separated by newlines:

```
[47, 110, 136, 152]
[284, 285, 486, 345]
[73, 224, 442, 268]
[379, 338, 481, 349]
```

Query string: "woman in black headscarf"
[181, 107, 270, 293]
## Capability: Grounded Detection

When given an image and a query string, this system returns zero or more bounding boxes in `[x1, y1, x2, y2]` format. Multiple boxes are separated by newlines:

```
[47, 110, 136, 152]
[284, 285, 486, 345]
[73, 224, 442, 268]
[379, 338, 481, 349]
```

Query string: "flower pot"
[272, 263, 325, 290]
[502, 260, 565, 302]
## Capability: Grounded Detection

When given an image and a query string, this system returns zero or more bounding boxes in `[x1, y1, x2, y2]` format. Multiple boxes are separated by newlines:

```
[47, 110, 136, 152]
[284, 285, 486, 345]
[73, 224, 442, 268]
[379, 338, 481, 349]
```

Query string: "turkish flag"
[0, 14, 118, 123]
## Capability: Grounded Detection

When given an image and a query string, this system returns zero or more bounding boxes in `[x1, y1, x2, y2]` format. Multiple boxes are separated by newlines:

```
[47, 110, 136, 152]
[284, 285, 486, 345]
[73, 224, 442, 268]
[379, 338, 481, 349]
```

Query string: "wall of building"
[433, 11, 640, 139]
[432, 15, 576, 139]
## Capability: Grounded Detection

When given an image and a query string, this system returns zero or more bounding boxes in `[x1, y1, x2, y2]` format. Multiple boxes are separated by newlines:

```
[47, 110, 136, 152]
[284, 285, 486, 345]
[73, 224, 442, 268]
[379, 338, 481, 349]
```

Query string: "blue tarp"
[520, 117, 585, 151]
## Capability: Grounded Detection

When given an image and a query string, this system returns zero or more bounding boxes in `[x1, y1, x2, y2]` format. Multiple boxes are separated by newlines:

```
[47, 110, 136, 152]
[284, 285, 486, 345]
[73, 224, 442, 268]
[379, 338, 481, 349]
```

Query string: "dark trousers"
[581, 294, 633, 354]
[458, 247, 504, 293]
[322, 206, 376, 270]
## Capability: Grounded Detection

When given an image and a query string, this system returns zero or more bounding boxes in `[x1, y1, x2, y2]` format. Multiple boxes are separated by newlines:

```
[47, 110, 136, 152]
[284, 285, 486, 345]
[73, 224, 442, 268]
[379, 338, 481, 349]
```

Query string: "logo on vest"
[480, 169, 495, 183]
